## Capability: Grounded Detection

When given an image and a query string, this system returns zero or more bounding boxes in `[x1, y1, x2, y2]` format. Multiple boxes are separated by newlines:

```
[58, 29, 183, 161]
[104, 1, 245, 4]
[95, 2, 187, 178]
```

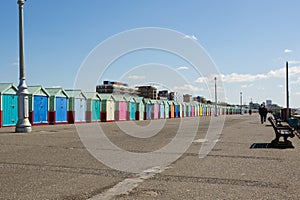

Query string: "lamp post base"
[16, 126, 32, 133]
[16, 119, 32, 133]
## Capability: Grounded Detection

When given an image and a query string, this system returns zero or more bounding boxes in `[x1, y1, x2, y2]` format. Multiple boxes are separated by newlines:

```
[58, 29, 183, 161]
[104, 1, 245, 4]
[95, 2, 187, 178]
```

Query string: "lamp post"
[15, 0, 32, 132]
[286, 61, 290, 121]
[214, 77, 217, 117]
[240, 92, 243, 115]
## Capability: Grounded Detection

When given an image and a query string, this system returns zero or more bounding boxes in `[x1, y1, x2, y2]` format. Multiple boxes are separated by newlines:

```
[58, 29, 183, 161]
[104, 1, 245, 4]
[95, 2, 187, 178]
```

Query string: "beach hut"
[45, 88, 68, 125]
[187, 103, 192, 117]
[151, 100, 159, 119]
[0, 83, 18, 127]
[182, 102, 187, 117]
[98, 94, 115, 122]
[174, 101, 179, 118]
[145, 98, 152, 120]
[28, 86, 50, 125]
[113, 94, 127, 121]
[178, 102, 183, 118]
[203, 104, 207, 116]
[191, 103, 195, 117]
[158, 100, 165, 119]
[164, 101, 170, 118]
[124, 95, 136, 121]
[193, 102, 199, 117]
[135, 97, 145, 120]
[65, 90, 86, 123]
[199, 103, 203, 116]
[84, 92, 101, 122]
[169, 101, 175, 118]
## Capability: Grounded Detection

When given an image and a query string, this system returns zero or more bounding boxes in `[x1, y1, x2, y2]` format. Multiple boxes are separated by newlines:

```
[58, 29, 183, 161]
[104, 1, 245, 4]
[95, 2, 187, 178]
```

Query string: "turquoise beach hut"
[0, 83, 18, 127]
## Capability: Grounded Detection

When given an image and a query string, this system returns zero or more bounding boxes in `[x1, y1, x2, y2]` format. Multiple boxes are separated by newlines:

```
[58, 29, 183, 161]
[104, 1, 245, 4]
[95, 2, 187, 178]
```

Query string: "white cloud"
[174, 84, 203, 93]
[291, 77, 300, 84]
[284, 49, 293, 53]
[241, 83, 254, 88]
[268, 65, 300, 78]
[176, 66, 189, 70]
[221, 73, 267, 83]
[278, 84, 284, 88]
[195, 73, 267, 83]
[51, 85, 62, 88]
[127, 75, 145, 80]
[288, 60, 300, 65]
[195, 65, 300, 84]
[183, 34, 197, 40]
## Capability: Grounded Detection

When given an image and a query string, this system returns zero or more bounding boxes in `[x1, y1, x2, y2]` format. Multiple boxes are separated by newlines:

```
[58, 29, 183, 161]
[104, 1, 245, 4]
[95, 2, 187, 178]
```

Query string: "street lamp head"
[17, 0, 25, 5]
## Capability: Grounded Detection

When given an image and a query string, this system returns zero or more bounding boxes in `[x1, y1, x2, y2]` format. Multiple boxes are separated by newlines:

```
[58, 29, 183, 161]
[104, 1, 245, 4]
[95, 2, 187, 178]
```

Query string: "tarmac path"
[0, 114, 300, 199]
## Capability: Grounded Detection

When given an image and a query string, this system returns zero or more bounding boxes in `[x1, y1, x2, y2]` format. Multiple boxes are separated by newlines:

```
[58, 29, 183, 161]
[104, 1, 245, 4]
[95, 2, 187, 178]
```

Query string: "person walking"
[258, 103, 267, 124]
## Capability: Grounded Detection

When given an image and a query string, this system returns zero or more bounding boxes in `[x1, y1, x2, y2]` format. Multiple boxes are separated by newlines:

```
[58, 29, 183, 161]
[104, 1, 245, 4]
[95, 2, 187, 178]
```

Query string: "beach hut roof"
[134, 96, 145, 104]
[65, 89, 86, 99]
[112, 94, 126, 101]
[83, 92, 100, 100]
[173, 101, 179, 105]
[0, 83, 17, 94]
[45, 87, 69, 98]
[27, 85, 50, 96]
[98, 93, 114, 100]
[123, 95, 136, 102]
[144, 98, 152, 104]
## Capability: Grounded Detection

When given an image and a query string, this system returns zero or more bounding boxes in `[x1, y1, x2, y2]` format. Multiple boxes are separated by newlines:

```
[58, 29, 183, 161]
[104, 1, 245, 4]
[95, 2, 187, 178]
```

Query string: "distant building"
[169, 92, 174, 100]
[193, 96, 206, 103]
[266, 100, 272, 106]
[96, 81, 137, 95]
[158, 90, 168, 100]
[136, 86, 157, 99]
[183, 94, 192, 102]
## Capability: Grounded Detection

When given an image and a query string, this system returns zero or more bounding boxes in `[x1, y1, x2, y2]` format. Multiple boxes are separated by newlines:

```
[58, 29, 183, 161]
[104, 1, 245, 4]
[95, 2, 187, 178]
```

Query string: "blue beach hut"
[28, 86, 50, 125]
[0, 83, 18, 127]
[45, 88, 69, 124]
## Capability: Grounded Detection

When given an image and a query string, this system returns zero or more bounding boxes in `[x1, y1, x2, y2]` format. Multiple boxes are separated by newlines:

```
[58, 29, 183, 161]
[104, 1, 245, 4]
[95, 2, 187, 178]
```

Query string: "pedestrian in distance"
[258, 103, 268, 124]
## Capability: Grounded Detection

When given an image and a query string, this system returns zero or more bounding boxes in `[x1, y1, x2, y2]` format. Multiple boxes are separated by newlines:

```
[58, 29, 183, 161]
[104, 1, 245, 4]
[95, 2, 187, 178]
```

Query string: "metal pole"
[16, 0, 32, 132]
[214, 77, 217, 116]
[240, 92, 243, 115]
[286, 61, 289, 121]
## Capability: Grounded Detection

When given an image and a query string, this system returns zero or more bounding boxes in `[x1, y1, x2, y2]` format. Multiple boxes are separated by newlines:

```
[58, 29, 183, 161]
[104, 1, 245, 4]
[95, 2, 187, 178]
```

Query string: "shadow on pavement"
[250, 143, 294, 149]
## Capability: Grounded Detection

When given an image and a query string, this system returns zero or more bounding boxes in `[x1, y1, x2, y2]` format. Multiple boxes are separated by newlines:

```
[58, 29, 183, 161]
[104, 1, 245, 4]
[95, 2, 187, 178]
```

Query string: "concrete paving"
[0, 114, 299, 199]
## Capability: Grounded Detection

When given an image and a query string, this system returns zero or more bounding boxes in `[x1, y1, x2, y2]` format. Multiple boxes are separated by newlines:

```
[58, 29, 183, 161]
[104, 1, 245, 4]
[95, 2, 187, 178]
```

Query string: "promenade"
[0, 114, 300, 200]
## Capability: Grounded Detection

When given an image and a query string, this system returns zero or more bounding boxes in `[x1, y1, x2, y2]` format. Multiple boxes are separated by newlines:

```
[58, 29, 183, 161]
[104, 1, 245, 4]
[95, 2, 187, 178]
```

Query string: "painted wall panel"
[165, 103, 169, 118]
[146, 104, 152, 119]
[192, 106, 195, 117]
[33, 96, 48, 124]
[2, 94, 18, 126]
[175, 105, 179, 118]
[56, 97, 67, 122]
[119, 101, 127, 120]
[75, 98, 86, 122]
[159, 104, 164, 119]
[153, 104, 159, 119]
[106, 101, 115, 121]
[129, 102, 136, 120]
[92, 99, 100, 121]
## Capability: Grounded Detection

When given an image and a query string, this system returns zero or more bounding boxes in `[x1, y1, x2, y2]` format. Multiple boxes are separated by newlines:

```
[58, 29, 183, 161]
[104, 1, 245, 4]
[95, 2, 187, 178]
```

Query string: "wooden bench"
[271, 113, 284, 126]
[268, 116, 295, 146]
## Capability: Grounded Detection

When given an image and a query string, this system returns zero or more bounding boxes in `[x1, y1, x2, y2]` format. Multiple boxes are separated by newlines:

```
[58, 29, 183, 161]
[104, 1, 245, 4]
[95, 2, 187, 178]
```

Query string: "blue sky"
[1, 0, 300, 107]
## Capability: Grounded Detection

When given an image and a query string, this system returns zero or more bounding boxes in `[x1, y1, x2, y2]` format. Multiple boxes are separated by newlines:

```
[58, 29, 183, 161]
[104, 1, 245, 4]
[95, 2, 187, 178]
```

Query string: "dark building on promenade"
[136, 86, 157, 99]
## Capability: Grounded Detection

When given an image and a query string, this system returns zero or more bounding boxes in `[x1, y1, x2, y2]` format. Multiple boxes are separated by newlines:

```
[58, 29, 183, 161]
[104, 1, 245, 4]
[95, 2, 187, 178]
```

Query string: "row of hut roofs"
[0, 83, 247, 127]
